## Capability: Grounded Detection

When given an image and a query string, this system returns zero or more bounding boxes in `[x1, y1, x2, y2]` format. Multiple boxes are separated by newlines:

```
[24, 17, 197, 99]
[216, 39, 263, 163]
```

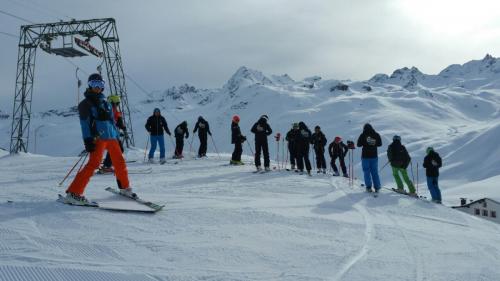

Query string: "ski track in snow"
[329, 178, 374, 281]
[384, 211, 426, 281]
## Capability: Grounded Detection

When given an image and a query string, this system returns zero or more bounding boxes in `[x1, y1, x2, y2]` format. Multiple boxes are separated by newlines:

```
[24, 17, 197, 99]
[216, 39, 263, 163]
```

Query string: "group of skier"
[229, 115, 442, 203]
[64, 73, 443, 206]
[145, 109, 212, 164]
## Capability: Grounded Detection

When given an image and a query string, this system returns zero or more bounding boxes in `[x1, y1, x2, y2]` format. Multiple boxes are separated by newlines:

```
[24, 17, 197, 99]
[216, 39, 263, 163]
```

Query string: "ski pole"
[282, 138, 285, 169]
[143, 135, 150, 163]
[274, 133, 281, 170]
[416, 161, 419, 195]
[189, 136, 195, 156]
[246, 141, 254, 156]
[284, 141, 289, 170]
[410, 160, 415, 186]
[379, 160, 389, 173]
[59, 152, 87, 186]
[210, 135, 221, 160]
[77, 151, 88, 174]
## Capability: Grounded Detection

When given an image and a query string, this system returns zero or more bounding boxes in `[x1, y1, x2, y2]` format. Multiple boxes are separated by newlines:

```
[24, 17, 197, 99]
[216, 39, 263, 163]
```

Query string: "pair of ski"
[57, 187, 164, 213]
[97, 167, 153, 175]
[389, 188, 429, 202]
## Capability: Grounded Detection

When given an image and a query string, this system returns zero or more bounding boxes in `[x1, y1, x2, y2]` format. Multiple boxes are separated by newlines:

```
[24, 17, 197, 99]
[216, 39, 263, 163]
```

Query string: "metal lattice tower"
[10, 18, 135, 154]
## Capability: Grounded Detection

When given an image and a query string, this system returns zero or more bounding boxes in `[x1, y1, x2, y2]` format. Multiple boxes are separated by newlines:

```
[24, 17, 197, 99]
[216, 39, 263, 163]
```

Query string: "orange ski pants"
[66, 139, 129, 195]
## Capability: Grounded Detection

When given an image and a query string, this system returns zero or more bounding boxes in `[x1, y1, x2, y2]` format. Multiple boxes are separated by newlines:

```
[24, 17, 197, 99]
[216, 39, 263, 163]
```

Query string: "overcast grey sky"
[1, 0, 500, 111]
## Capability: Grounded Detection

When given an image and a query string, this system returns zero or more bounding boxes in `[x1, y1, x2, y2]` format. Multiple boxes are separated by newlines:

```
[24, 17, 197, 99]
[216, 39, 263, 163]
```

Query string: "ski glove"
[84, 138, 96, 153]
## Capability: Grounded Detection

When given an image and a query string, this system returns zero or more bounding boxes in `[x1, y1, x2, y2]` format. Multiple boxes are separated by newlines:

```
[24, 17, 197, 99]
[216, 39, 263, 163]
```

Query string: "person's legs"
[235, 142, 242, 161]
[200, 135, 208, 156]
[288, 145, 296, 167]
[331, 156, 339, 173]
[304, 148, 312, 171]
[297, 150, 305, 171]
[434, 177, 442, 202]
[392, 166, 404, 189]
[107, 140, 130, 189]
[315, 149, 322, 169]
[369, 158, 381, 190]
[66, 140, 106, 195]
[262, 140, 270, 168]
[158, 135, 165, 159]
[362, 158, 372, 188]
[427, 177, 437, 200]
[254, 141, 262, 167]
[339, 155, 347, 175]
[175, 137, 182, 157]
[148, 135, 158, 159]
[401, 168, 416, 193]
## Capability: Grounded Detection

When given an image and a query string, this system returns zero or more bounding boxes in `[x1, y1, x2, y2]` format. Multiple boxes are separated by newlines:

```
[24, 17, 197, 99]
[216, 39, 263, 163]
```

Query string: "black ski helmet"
[88, 73, 103, 82]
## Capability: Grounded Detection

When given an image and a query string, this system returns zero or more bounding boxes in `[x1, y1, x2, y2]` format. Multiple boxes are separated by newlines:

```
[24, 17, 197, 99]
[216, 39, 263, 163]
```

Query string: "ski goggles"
[88, 79, 105, 90]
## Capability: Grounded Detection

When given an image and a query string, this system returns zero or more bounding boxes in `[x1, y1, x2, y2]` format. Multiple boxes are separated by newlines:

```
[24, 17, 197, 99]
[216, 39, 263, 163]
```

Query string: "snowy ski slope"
[0, 151, 499, 281]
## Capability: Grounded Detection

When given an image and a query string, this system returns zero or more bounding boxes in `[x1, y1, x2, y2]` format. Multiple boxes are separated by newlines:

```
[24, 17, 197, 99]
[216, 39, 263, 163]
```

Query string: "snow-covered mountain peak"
[223, 66, 275, 95]
[439, 54, 500, 78]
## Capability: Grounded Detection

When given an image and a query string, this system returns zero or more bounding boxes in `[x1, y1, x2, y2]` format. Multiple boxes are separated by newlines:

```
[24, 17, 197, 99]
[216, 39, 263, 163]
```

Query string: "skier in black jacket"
[311, 126, 327, 173]
[250, 115, 273, 171]
[174, 121, 189, 158]
[296, 121, 312, 175]
[193, 116, 212, 158]
[387, 135, 415, 195]
[145, 108, 171, 163]
[357, 123, 382, 192]
[230, 115, 246, 165]
[285, 123, 299, 171]
[423, 147, 442, 203]
[329, 136, 349, 177]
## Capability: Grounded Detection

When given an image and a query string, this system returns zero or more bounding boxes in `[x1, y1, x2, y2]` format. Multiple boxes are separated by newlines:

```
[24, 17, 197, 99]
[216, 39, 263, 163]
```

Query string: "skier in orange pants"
[65, 73, 135, 204]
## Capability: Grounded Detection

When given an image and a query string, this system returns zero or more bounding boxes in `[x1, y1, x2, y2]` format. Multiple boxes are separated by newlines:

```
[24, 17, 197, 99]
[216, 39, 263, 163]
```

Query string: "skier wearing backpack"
[145, 108, 171, 164]
[387, 135, 416, 196]
[193, 116, 212, 158]
[296, 121, 312, 175]
[311, 126, 327, 173]
[329, 136, 349, 177]
[65, 73, 134, 204]
[357, 123, 382, 193]
[99, 94, 126, 173]
[423, 147, 442, 203]
[285, 123, 299, 171]
[250, 115, 273, 171]
[230, 115, 246, 165]
[174, 121, 189, 159]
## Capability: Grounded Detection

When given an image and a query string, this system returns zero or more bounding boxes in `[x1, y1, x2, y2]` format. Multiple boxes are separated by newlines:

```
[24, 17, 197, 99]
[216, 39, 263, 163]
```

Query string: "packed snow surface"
[0, 151, 499, 281]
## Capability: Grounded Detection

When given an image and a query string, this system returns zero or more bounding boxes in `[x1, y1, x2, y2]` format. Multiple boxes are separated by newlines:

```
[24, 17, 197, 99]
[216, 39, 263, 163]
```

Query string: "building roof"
[452, 198, 500, 209]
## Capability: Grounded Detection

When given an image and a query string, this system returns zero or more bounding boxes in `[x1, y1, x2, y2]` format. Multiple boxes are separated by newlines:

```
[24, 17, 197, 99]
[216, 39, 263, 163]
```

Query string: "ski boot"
[65, 192, 90, 206]
[119, 187, 137, 199]
[265, 166, 271, 172]
[333, 171, 340, 177]
[256, 166, 262, 172]
[159, 158, 166, 165]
